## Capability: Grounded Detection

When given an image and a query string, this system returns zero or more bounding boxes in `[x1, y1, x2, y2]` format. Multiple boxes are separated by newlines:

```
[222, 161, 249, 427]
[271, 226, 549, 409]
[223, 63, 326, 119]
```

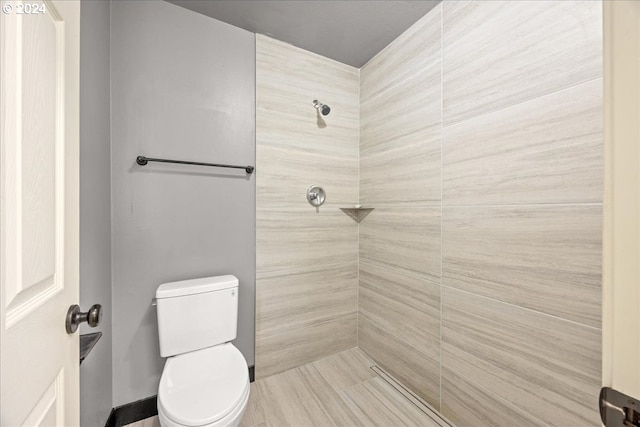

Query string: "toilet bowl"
[155, 276, 249, 427]
[157, 344, 249, 427]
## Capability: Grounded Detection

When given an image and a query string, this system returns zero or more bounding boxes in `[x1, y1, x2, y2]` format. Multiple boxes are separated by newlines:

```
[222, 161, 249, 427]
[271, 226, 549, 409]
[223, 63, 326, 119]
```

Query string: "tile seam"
[256, 312, 358, 341]
[256, 260, 358, 279]
[358, 260, 442, 288]
[441, 202, 604, 209]
[440, 363, 550, 427]
[359, 316, 440, 367]
[442, 284, 602, 332]
[439, 1, 444, 411]
[442, 76, 603, 129]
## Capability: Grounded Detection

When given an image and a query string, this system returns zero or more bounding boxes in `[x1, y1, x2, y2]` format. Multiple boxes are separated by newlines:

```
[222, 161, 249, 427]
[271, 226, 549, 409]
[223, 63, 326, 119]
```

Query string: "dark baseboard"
[104, 409, 115, 427]
[104, 365, 255, 427]
[104, 395, 157, 427]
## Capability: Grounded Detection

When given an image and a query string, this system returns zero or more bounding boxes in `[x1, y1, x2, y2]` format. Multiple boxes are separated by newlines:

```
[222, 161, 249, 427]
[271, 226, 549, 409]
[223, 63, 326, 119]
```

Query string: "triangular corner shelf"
[340, 207, 374, 223]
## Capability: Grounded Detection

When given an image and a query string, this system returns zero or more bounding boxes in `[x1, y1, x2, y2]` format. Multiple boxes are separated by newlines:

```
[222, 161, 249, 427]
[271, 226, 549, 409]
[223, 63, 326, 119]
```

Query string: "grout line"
[441, 202, 603, 209]
[441, 364, 550, 427]
[354, 202, 442, 208]
[359, 315, 439, 366]
[358, 260, 442, 287]
[256, 260, 358, 279]
[253, 33, 258, 369]
[357, 65, 361, 350]
[361, 59, 442, 106]
[441, 284, 602, 331]
[256, 312, 358, 341]
[439, 2, 444, 412]
[442, 76, 603, 130]
[351, 202, 603, 209]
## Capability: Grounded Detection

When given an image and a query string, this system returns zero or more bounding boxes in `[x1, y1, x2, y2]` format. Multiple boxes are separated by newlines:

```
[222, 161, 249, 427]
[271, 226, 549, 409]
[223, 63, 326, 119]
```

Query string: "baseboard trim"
[104, 395, 157, 427]
[104, 409, 116, 427]
[104, 365, 255, 426]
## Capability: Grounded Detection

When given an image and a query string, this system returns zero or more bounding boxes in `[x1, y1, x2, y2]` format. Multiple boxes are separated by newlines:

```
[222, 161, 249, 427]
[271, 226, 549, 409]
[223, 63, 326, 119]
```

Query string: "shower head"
[313, 99, 331, 116]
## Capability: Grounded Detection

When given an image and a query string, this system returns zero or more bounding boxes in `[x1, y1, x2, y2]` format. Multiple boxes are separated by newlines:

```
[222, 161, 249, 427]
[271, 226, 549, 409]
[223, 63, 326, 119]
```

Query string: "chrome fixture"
[313, 100, 331, 116]
[307, 185, 326, 207]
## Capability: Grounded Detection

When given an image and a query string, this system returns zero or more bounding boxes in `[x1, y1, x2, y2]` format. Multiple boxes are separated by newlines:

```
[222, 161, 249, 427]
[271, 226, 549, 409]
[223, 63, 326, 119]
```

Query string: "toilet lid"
[158, 343, 249, 426]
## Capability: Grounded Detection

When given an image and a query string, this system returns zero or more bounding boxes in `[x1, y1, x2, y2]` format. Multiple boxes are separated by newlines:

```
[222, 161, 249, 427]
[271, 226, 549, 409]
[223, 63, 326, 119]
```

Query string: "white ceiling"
[167, 1, 441, 68]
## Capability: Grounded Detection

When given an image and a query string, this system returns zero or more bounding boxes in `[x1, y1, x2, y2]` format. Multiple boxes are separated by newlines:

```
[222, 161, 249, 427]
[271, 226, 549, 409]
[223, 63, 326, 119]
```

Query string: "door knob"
[66, 304, 102, 334]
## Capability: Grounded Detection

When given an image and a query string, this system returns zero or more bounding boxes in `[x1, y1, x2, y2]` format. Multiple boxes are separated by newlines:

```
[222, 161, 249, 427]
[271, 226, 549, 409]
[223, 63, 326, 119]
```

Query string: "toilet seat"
[158, 343, 249, 427]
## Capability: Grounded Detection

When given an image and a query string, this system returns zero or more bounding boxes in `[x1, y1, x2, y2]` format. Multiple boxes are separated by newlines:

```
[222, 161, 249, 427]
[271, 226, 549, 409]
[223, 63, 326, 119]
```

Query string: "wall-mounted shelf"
[340, 206, 374, 223]
[80, 332, 102, 365]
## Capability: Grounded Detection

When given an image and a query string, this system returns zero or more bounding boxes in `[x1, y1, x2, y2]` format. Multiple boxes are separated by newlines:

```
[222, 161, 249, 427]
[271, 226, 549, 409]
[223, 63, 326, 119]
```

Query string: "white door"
[602, 0, 640, 423]
[0, 1, 80, 426]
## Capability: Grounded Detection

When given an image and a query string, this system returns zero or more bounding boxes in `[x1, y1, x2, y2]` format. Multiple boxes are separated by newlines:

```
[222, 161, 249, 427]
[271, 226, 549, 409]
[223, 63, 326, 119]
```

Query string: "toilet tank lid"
[156, 275, 238, 299]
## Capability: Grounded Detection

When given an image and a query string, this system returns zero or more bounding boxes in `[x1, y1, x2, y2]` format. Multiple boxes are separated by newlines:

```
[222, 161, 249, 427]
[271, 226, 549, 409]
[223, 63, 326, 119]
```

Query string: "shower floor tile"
[125, 347, 447, 427]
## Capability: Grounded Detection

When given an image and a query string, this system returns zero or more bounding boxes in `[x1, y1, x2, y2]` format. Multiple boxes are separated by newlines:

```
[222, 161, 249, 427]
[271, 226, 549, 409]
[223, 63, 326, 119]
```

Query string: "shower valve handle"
[306, 185, 326, 207]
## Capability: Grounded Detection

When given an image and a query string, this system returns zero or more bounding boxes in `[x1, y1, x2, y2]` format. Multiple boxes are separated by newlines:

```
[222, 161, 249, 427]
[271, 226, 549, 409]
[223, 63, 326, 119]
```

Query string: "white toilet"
[155, 275, 250, 427]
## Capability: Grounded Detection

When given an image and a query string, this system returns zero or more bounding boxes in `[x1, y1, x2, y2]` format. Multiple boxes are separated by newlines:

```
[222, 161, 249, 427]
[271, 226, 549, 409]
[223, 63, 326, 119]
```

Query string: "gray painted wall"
[168, 0, 440, 67]
[110, 0, 256, 405]
[79, 1, 113, 425]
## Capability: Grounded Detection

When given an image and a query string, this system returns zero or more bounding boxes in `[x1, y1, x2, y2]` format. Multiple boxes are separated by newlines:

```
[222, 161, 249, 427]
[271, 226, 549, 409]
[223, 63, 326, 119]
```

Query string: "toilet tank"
[156, 275, 238, 357]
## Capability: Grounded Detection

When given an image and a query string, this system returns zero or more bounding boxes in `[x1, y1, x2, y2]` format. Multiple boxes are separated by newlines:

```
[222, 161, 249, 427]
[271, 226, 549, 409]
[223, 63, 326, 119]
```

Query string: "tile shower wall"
[359, 5, 443, 408]
[359, 1, 603, 426]
[255, 35, 360, 378]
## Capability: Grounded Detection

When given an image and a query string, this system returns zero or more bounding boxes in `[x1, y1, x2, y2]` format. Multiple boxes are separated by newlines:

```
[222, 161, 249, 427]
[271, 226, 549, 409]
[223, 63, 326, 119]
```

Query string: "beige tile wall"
[442, 2, 602, 425]
[257, 2, 602, 424]
[255, 35, 360, 378]
[359, 1, 603, 426]
[358, 4, 443, 409]
[442, 1, 602, 126]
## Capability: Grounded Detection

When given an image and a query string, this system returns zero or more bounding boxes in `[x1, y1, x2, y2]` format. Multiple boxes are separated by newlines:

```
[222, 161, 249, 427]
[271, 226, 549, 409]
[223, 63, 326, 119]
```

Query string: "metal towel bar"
[136, 156, 254, 174]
